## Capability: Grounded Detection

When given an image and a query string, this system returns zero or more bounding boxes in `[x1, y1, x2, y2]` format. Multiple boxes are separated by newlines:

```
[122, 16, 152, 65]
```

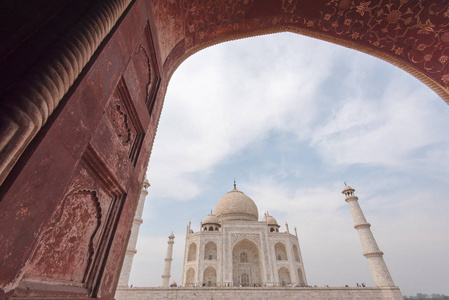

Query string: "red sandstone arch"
[156, 0, 449, 104]
[0, 1, 448, 298]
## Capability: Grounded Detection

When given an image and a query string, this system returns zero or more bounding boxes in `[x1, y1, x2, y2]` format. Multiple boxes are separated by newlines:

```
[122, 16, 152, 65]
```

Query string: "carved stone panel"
[231, 233, 261, 248]
[25, 189, 101, 283]
[142, 22, 161, 114]
[123, 21, 161, 120]
[106, 79, 144, 165]
[24, 147, 125, 295]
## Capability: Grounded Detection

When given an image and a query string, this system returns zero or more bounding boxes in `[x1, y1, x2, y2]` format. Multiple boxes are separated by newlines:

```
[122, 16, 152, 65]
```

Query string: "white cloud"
[147, 33, 339, 199]
[307, 62, 449, 169]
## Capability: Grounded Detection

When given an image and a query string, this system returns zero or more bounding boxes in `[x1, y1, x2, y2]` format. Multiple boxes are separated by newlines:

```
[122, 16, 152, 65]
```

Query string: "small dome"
[168, 232, 175, 239]
[214, 187, 258, 221]
[342, 184, 355, 194]
[262, 215, 279, 226]
[203, 214, 219, 224]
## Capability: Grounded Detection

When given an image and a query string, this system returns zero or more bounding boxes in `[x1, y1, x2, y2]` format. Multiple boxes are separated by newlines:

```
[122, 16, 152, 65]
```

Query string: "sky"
[128, 32, 449, 296]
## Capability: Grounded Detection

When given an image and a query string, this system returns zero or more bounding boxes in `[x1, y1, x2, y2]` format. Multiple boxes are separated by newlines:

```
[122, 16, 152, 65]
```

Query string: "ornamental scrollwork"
[231, 233, 261, 247]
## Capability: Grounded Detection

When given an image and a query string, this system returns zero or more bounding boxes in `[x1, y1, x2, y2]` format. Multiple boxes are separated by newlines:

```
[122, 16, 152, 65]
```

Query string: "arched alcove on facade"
[293, 244, 300, 262]
[278, 267, 291, 287]
[232, 239, 262, 287]
[203, 266, 217, 287]
[297, 268, 306, 287]
[204, 241, 217, 260]
[275, 242, 288, 261]
[185, 268, 195, 286]
[0, 1, 448, 298]
[187, 243, 197, 261]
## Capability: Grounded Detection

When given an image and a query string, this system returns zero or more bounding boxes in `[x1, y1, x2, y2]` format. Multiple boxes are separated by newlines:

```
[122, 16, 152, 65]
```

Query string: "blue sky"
[129, 33, 449, 296]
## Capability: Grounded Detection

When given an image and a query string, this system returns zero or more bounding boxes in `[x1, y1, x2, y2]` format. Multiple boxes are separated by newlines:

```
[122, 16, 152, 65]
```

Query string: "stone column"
[118, 178, 150, 287]
[342, 184, 395, 287]
[162, 233, 175, 287]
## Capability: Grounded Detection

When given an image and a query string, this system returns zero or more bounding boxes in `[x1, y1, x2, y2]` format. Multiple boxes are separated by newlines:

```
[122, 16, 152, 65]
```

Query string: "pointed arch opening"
[293, 244, 300, 262]
[232, 239, 262, 287]
[185, 267, 195, 286]
[203, 266, 217, 287]
[297, 268, 306, 287]
[204, 241, 217, 260]
[278, 267, 291, 287]
[275, 242, 288, 261]
[187, 243, 197, 261]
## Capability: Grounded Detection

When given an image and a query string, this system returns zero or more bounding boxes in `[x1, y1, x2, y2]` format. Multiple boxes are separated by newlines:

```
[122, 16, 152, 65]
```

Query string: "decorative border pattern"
[153, 0, 449, 106]
[231, 233, 261, 247]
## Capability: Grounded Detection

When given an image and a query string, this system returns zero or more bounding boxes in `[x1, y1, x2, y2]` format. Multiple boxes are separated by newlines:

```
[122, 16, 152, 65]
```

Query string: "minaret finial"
[234, 179, 236, 189]
[211, 209, 213, 214]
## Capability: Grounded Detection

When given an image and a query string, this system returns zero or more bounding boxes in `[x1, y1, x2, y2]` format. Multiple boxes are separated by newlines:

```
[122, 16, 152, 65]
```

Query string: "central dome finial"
[234, 179, 236, 189]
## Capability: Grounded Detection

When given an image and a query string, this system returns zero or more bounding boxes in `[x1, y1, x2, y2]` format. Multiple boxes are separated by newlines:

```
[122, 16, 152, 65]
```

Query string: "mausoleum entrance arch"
[232, 239, 262, 287]
[0, 1, 448, 298]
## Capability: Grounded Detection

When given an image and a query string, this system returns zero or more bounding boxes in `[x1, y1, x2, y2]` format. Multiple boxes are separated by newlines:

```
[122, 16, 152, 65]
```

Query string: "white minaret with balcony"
[342, 184, 403, 299]
[117, 177, 150, 287]
[161, 232, 175, 287]
[342, 184, 395, 287]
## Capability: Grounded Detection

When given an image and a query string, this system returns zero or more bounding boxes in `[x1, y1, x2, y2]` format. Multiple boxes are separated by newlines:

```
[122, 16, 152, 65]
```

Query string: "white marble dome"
[342, 184, 356, 197]
[214, 187, 258, 221]
[262, 214, 278, 226]
[203, 213, 219, 224]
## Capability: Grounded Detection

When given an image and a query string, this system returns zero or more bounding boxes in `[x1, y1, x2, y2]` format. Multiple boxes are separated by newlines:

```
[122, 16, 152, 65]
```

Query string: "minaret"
[342, 184, 395, 287]
[161, 232, 175, 287]
[118, 177, 150, 287]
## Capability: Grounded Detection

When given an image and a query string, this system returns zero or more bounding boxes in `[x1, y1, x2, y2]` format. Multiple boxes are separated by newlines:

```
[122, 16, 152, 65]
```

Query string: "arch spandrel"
[150, 0, 449, 104]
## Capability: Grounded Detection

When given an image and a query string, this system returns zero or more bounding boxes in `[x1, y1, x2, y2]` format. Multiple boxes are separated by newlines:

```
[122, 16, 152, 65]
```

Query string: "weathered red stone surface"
[0, 0, 162, 298]
[0, 0, 448, 299]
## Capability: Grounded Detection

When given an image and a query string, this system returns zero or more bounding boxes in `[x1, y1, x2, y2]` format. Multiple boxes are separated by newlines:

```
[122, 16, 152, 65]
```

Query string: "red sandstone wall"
[0, 0, 165, 298]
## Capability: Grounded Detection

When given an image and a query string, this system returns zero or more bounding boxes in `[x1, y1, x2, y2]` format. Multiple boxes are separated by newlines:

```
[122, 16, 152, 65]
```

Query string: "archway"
[203, 266, 217, 287]
[204, 241, 217, 260]
[275, 242, 288, 261]
[0, 1, 448, 297]
[187, 243, 197, 261]
[278, 267, 291, 287]
[297, 268, 305, 287]
[232, 239, 262, 287]
[293, 244, 300, 262]
[185, 268, 195, 287]
[136, 26, 448, 292]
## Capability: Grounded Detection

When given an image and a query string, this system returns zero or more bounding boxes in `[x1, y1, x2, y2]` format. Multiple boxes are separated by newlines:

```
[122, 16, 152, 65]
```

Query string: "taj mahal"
[180, 181, 306, 288]
[115, 181, 403, 299]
